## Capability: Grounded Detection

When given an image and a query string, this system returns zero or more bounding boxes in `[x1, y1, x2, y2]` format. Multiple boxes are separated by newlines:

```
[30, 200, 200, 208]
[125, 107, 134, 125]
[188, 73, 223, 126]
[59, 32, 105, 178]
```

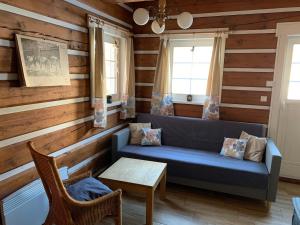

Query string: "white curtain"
[120, 37, 136, 119]
[151, 38, 174, 116]
[89, 26, 107, 128]
[206, 35, 224, 97]
[202, 34, 226, 120]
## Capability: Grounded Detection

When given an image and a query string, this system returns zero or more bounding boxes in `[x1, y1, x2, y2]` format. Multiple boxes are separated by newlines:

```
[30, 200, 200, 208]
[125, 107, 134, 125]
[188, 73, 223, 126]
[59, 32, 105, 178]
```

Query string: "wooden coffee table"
[98, 157, 167, 225]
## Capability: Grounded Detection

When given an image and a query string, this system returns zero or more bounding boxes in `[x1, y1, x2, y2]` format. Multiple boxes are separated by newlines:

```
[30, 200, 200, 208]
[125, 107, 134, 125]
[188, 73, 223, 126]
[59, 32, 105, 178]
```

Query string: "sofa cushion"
[137, 113, 266, 153]
[141, 128, 162, 146]
[66, 177, 112, 201]
[118, 145, 269, 189]
[220, 138, 248, 160]
[129, 123, 151, 145]
[240, 131, 267, 162]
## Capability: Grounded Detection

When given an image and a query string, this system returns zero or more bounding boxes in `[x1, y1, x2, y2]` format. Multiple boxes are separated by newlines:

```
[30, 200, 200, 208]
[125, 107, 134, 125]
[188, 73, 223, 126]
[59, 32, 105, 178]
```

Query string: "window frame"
[104, 34, 121, 101]
[169, 38, 214, 105]
[285, 37, 300, 101]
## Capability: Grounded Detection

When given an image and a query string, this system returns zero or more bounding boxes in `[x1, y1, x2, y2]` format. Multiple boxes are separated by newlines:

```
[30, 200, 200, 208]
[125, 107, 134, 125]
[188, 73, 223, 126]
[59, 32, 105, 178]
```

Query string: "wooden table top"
[99, 157, 167, 187]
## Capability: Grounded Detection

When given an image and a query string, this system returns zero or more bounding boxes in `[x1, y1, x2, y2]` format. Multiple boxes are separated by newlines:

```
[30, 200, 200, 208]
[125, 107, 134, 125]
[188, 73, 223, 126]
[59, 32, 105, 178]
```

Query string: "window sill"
[173, 100, 204, 106]
[107, 101, 122, 108]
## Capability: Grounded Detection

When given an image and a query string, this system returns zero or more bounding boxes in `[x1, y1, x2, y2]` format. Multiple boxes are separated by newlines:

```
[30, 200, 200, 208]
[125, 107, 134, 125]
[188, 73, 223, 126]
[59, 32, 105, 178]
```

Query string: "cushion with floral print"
[202, 96, 220, 120]
[140, 128, 162, 146]
[220, 138, 248, 160]
[129, 123, 151, 145]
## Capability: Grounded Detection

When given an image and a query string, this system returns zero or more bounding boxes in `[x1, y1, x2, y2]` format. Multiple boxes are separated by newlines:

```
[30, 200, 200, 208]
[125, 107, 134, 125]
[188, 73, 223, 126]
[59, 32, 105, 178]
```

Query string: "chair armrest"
[66, 189, 122, 207]
[265, 139, 282, 201]
[112, 128, 130, 162]
[65, 189, 122, 223]
[63, 171, 92, 186]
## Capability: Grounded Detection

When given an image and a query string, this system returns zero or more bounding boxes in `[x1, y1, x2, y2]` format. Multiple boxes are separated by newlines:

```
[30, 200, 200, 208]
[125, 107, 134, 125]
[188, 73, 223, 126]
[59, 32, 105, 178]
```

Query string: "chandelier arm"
[156, 0, 167, 27]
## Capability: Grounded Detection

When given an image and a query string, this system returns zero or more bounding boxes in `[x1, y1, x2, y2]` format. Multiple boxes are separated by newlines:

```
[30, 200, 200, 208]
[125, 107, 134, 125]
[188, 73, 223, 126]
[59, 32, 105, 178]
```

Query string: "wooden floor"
[100, 181, 300, 225]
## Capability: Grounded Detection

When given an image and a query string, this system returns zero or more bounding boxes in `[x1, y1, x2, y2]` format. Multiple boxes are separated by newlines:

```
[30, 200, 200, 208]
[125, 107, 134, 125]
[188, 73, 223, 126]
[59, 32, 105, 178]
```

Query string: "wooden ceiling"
[103, 0, 154, 3]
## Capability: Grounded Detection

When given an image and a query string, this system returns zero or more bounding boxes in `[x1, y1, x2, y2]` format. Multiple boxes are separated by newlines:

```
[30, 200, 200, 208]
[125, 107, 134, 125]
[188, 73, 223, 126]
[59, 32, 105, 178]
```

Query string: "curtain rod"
[87, 14, 133, 37]
[156, 28, 229, 39]
[160, 32, 228, 40]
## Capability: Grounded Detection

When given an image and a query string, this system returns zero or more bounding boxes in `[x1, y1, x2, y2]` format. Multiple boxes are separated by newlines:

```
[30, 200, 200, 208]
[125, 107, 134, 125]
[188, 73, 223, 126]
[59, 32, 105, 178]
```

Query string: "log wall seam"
[0, 123, 127, 181]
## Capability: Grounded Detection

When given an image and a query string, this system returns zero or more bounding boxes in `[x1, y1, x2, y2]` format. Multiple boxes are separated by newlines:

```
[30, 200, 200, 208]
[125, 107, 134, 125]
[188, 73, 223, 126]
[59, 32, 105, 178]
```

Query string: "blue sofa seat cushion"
[66, 177, 112, 201]
[119, 145, 269, 190]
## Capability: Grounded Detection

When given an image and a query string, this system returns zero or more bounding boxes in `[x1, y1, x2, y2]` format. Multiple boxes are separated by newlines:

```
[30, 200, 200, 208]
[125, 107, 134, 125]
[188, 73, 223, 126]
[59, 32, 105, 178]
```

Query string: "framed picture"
[15, 34, 70, 87]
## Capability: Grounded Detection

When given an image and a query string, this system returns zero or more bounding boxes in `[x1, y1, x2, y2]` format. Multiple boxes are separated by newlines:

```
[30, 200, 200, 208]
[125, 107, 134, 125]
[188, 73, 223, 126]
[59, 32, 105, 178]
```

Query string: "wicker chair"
[28, 141, 122, 225]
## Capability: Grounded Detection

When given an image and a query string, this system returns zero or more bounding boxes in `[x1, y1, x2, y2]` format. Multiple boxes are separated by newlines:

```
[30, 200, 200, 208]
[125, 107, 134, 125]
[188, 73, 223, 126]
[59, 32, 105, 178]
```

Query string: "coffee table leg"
[146, 189, 154, 225]
[159, 171, 166, 200]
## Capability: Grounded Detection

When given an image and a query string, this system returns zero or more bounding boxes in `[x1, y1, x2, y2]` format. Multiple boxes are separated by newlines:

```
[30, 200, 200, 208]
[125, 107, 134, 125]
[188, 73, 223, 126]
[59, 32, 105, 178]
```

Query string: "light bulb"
[133, 8, 149, 26]
[151, 20, 165, 34]
[177, 12, 193, 29]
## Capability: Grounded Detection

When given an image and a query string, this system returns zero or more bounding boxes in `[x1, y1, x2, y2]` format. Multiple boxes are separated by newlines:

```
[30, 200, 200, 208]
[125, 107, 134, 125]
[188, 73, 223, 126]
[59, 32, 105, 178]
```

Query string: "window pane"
[172, 79, 190, 94]
[105, 43, 111, 60]
[191, 63, 210, 79]
[105, 61, 111, 78]
[106, 78, 116, 95]
[292, 44, 300, 63]
[110, 45, 116, 60]
[191, 79, 207, 95]
[193, 47, 213, 63]
[173, 47, 193, 62]
[105, 41, 118, 96]
[172, 63, 192, 78]
[109, 62, 116, 78]
[171, 41, 214, 98]
[288, 44, 300, 99]
[290, 64, 300, 82]
[105, 42, 117, 60]
[288, 81, 300, 100]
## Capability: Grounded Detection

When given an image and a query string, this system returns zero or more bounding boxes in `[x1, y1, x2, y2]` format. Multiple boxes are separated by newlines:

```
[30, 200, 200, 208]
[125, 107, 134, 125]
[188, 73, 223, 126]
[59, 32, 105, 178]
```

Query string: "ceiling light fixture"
[133, 0, 193, 34]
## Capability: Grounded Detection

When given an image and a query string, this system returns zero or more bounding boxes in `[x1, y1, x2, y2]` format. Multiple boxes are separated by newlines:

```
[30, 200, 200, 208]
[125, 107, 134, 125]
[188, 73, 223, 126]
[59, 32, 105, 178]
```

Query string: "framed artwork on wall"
[15, 34, 70, 87]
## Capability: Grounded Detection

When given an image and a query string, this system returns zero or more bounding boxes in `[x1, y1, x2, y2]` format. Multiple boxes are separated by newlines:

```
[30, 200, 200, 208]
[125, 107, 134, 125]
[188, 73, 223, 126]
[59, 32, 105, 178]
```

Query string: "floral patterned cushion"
[202, 96, 220, 120]
[129, 123, 151, 145]
[141, 128, 162, 146]
[220, 138, 248, 160]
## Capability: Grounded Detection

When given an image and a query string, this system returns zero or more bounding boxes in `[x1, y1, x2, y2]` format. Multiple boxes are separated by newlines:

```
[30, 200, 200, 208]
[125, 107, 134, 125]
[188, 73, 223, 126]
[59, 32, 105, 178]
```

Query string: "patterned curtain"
[151, 39, 174, 116]
[120, 37, 136, 119]
[89, 26, 107, 128]
[202, 34, 226, 120]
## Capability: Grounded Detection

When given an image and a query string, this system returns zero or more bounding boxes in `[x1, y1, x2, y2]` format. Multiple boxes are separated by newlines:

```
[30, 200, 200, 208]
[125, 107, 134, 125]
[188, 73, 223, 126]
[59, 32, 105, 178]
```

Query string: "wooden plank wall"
[0, 0, 132, 205]
[132, 0, 300, 124]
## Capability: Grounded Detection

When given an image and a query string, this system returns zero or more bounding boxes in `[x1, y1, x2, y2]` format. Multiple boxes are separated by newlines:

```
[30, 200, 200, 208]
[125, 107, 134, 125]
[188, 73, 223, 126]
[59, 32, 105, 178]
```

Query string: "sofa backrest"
[137, 113, 267, 153]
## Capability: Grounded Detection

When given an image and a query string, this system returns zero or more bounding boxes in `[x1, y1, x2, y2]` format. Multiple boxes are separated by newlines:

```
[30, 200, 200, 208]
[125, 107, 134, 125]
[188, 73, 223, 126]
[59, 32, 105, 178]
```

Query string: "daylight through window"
[170, 38, 214, 103]
[104, 37, 119, 97]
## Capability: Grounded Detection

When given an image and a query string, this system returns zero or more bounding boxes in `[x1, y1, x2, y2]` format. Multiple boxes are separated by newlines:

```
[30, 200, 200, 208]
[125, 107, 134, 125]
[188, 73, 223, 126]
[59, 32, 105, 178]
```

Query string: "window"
[104, 35, 120, 99]
[288, 43, 300, 100]
[170, 38, 214, 103]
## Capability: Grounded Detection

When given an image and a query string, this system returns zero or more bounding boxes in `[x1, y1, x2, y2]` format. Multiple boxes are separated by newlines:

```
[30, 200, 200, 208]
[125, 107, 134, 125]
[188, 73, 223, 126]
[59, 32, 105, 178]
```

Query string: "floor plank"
[99, 181, 300, 225]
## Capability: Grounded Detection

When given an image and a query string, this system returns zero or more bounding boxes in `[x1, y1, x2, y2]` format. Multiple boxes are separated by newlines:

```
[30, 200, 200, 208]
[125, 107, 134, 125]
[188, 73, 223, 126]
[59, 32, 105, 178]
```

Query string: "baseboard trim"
[280, 177, 300, 184]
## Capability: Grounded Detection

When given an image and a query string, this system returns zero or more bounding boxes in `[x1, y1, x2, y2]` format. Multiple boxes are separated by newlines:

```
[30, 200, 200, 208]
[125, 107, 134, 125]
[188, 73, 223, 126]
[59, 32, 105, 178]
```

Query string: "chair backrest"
[28, 142, 73, 225]
[137, 113, 267, 152]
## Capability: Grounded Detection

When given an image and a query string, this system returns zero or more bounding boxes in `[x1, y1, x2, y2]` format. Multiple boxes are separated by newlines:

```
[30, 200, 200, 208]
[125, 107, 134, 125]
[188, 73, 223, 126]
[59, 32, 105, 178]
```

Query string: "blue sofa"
[112, 113, 282, 202]
[293, 198, 300, 225]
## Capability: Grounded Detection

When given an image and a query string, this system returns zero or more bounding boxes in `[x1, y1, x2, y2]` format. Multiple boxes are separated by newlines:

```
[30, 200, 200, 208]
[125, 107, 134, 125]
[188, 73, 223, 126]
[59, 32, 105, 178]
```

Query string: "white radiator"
[1, 167, 68, 225]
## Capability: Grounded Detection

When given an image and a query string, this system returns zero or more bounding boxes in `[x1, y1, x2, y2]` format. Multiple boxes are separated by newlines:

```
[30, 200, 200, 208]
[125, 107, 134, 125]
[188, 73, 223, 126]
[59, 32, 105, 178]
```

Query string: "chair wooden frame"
[28, 141, 122, 225]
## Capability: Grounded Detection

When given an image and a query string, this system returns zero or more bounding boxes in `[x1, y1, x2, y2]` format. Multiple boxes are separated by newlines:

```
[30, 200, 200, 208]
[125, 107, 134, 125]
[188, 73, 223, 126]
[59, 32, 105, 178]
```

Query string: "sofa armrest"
[112, 128, 130, 162]
[265, 138, 282, 201]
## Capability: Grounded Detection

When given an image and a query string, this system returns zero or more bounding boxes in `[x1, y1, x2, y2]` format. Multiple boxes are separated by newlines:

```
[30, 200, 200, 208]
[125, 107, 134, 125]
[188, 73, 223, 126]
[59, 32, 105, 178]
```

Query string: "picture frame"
[15, 34, 71, 87]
